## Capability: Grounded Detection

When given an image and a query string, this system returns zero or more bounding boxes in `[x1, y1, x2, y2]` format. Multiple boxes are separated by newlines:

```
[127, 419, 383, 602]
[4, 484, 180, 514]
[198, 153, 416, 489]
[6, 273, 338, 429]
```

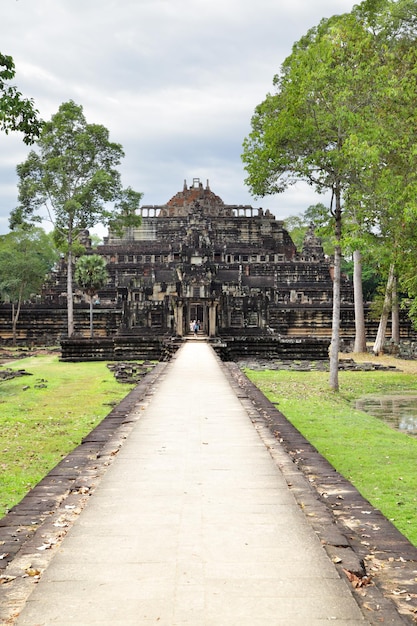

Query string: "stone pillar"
[174, 301, 184, 337]
[208, 301, 217, 337]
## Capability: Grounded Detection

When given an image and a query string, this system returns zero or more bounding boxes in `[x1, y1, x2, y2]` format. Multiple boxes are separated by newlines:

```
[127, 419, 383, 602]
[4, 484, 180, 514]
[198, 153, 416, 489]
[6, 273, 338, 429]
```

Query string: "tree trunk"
[11, 302, 16, 346]
[391, 276, 400, 345]
[373, 263, 395, 355]
[329, 186, 342, 391]
[67, 248, 74, 337]
[353, 249, 367, 353]
[11, 285, 24, 346]
[89, 296, 94, 338]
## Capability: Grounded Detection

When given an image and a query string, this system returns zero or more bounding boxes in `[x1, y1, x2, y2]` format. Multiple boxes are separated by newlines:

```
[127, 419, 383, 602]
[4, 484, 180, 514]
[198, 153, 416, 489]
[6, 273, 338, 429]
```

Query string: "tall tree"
[75, 254, 108, 338]
[352, 249, 367, 352]
[339, 206, 378, 354]
[373, 263, 396, 354]
[0, 53, 42, 144]
[346, 0, 417, 352]
[0, 227, 57, 343]
[242, 10, 382, 390]
[10, 100, 142, 337]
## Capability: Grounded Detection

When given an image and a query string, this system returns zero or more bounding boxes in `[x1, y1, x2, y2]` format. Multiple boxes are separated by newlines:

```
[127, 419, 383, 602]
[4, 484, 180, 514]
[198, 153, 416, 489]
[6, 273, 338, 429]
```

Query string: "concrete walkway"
[15, 342, 367, 625]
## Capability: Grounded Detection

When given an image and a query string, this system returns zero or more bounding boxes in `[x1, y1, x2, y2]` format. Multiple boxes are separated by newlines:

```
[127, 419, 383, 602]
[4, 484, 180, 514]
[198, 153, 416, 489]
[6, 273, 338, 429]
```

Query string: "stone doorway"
[189, 303, 205, 334]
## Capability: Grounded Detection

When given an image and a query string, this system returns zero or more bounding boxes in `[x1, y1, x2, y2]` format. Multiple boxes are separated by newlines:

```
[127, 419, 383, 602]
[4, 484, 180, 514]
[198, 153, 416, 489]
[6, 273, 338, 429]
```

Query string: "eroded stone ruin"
[0, 178, 406, 360]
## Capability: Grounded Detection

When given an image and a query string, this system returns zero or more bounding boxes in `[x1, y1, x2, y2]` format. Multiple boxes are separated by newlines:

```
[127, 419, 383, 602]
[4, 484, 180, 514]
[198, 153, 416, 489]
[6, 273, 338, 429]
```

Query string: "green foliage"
[0, 226, 57, 304]
[75, 254, 108, 337]
[282, 213, 306, 250]
[242, 10, 383, 201]
[90, 233, 103, 248]
[242, 6, 390, 389]
[341, 257, 382, 302]
[284, 203, 335, 256]
[395, 217, 417, 328]
[10, 100, 142, 336]
[0, 52, 43, 144]
[75, 254, 108, 297]
[243, 0, 417, 357]
[11, 100, 142, 240]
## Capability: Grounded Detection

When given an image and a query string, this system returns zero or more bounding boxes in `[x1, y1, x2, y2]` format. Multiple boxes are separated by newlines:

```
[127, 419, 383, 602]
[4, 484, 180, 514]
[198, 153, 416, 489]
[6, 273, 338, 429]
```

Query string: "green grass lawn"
[0, 354, 134, 516]
[244, 366, 417, 546]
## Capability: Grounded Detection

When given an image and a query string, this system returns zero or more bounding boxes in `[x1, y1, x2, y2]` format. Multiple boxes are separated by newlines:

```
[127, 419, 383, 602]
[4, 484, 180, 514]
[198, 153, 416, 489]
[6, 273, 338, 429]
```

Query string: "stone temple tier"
[0, 178, 409, 358]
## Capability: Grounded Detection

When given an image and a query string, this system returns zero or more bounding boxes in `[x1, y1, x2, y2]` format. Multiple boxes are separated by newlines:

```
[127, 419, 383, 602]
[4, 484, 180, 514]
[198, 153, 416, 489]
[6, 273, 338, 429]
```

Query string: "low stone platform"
[238, 357, 401, 372]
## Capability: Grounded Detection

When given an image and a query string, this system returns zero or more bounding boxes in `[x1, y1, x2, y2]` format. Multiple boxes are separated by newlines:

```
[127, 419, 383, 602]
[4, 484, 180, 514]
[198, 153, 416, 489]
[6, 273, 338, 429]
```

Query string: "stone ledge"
[0, 362, 168, 624]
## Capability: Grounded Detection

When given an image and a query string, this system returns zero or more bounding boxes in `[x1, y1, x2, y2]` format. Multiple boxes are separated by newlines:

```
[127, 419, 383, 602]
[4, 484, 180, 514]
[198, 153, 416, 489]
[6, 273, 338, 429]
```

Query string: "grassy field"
[0, 352, 134, 517]
[244, 354, 417, 546]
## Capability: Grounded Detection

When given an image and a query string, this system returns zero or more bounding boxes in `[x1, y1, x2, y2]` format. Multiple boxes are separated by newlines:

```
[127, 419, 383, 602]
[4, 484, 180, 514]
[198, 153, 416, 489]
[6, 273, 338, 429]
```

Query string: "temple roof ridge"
[158, 177, 234, 218]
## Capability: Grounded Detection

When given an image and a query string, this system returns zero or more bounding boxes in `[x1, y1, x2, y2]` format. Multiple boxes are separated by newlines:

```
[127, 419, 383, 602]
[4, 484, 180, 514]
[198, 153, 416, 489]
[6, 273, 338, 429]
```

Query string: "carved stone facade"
[88, 178, 348, 341]
[3, 178, 408, 358]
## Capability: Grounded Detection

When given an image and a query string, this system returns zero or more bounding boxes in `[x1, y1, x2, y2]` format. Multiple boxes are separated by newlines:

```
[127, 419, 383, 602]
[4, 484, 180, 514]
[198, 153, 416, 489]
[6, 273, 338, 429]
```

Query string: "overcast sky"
[0, 0, 356, 236]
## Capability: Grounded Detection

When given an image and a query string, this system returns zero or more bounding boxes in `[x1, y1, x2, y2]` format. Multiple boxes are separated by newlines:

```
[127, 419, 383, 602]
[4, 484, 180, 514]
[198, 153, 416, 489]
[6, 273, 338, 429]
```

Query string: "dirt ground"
[341, 351, 417, 375]
[0, 346, 60, 365]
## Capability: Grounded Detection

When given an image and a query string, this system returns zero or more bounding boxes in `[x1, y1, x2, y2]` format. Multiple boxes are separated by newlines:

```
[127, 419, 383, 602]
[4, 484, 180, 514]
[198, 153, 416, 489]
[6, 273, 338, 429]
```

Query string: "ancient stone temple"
[1, 178, 395, 359]
[96, 178, 343, 335]
[64, 177, 354, 359]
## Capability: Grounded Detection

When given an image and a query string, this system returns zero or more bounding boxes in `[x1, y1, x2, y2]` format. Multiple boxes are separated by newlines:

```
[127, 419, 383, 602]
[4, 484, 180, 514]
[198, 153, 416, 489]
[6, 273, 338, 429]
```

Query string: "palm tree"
[75, 254, 108, 337]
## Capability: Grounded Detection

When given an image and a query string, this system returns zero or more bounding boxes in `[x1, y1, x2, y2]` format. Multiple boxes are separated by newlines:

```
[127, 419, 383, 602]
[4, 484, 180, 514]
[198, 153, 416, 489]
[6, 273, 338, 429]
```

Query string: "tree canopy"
[75, 254, 108, 337]
[0, 53, 42, 144]
[0, 227, 57, 343]
[10, 100, 142, 336]
[242, 0, 417, 386]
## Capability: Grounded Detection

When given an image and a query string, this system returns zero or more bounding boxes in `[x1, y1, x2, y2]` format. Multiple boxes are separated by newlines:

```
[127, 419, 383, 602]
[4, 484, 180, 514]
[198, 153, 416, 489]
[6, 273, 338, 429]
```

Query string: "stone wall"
[0, 304, 122, 345]
[60, 335, 181, 362]
[212, 334, 330, 361]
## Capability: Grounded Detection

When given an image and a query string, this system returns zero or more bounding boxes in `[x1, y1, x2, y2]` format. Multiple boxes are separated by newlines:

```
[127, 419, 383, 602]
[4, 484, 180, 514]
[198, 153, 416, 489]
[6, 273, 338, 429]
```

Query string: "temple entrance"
[174, 299, 218, 337]
[189, 303, 205, 334]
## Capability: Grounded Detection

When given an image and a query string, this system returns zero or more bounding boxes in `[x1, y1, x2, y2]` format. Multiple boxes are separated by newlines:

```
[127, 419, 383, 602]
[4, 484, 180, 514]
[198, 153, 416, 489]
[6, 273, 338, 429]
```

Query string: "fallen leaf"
[343, 569, 373, 588]
[0, 575, 16, 584]
[25, 567, 41, 577]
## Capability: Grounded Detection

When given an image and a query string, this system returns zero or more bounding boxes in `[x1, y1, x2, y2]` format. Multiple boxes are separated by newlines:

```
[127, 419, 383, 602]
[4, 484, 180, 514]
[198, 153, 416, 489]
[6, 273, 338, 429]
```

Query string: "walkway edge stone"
[224, 361, 417, 625]
[0, 362, 168, 625]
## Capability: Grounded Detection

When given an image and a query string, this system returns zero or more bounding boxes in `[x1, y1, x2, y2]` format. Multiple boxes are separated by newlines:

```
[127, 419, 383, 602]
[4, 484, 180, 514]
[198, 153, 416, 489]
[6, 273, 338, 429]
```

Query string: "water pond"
[355, 393, 417, 436]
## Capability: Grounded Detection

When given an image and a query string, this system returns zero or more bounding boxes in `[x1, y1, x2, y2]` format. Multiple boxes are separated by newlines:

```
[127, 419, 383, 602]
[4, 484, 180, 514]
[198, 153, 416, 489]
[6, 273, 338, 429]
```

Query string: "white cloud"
[0, 0, 355, 234]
